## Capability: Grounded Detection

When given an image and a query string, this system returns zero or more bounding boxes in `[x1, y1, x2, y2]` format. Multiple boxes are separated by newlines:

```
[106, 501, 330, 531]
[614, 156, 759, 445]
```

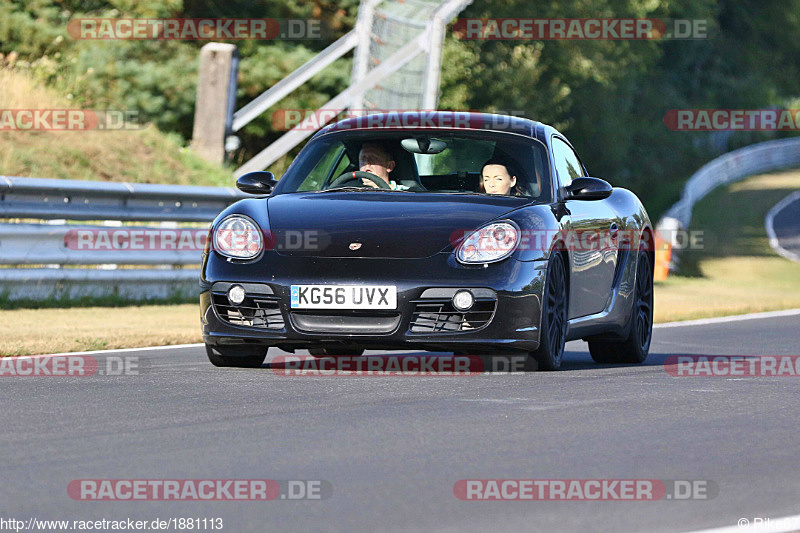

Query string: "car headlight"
[456, 221, 520, 264]
[213, 215, 263, 260]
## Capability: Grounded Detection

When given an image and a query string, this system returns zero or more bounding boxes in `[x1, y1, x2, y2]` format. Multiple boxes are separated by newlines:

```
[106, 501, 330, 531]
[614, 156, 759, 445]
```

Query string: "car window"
[277, 133, 551, 200]
[330, 150, 351, 179]
[551, 137, 585, 188]
[297, 145, 349, 191]
[413, 139, 495, 176]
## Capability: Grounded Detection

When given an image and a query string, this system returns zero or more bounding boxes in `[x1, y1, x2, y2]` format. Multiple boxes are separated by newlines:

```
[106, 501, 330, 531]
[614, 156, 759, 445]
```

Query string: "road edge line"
[654, 308, 800, 329]
[33, 343, 204, 357]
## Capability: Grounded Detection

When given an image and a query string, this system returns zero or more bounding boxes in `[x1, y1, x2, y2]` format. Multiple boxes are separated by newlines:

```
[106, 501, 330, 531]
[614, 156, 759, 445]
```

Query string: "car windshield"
[274, 131, 551, 201]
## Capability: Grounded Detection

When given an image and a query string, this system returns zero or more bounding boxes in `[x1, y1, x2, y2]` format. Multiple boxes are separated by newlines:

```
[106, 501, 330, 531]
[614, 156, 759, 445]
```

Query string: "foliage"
[2, 0, 800, 215]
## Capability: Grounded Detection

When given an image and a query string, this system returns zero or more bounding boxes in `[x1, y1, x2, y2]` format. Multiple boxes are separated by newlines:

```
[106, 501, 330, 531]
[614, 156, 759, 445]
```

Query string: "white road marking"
[36, 343, 204, 357]
[765, 190, 800, 263]
[654, 308, 800, 329]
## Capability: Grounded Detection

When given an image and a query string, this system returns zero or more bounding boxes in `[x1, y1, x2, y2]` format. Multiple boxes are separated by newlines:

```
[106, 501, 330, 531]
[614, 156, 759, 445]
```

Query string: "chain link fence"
[362, 0, 445, 111]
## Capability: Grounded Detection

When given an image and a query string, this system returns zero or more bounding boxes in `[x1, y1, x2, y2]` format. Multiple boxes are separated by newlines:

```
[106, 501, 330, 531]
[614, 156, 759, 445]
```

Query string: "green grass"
[0, 68, 233, 187]
[654, 169, 800, 322]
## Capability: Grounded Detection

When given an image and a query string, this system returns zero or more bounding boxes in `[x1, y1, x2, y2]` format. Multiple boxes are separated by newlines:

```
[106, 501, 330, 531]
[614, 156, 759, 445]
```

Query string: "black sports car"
[200, 112, 654, 370]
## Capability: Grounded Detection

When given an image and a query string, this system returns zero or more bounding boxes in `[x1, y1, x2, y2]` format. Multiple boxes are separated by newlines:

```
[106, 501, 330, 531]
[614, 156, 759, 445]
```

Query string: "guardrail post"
[191, 43, 239, 165]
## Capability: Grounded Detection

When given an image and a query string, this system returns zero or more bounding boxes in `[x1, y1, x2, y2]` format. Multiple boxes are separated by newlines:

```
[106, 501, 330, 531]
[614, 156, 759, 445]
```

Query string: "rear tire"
[308, 348, 364, 357]
[205, 344, 268, 368]
[531, 253, 569, 371]
[588, 249, 653, 364]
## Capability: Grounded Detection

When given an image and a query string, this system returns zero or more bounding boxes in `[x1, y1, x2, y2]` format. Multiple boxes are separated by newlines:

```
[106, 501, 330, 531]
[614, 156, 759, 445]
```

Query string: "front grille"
[291, 312, 401, 334]
[211, 284, 285, 330]
[409, 297, 497, 333]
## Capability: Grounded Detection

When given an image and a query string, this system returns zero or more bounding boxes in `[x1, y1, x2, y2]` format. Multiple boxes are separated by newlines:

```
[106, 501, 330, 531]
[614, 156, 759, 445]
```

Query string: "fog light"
[228, 285, 246, 305]
[452, 290, 474, 312]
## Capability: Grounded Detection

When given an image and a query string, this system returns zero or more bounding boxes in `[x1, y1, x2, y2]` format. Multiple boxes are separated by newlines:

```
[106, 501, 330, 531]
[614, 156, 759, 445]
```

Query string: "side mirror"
[566, 177, 612, 201]
[236, 171, 278, 195]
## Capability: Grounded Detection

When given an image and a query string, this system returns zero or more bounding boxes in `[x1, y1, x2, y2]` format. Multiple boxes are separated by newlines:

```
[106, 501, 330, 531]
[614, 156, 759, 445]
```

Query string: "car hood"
[265, 191, 530, 259]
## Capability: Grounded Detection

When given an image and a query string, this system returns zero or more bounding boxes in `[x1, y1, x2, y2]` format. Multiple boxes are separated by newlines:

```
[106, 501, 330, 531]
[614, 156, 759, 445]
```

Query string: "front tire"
[531, 253, 569, 371]
[205, 344, 268, 368]
[588, 249, 653, 364]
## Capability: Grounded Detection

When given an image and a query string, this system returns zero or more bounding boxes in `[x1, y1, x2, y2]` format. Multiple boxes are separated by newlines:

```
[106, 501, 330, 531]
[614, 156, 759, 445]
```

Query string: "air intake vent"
[211, 282, 284, 330]
[409, 293, 497, 334]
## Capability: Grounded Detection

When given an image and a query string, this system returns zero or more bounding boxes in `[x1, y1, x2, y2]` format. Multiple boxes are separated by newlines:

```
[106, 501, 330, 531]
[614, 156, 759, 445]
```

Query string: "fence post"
[191, 43, 238, 165]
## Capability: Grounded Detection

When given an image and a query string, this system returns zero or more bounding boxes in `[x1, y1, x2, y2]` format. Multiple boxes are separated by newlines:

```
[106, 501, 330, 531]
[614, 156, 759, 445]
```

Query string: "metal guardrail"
[765, 190, 800, 264]
[0, 176, 245, 301]
[0, 176, 243, 221]
[659, 137, 800, 230]
[0, 268, 201, 301]
[656, 137, 800, 272]
[0, 223, 203, 265]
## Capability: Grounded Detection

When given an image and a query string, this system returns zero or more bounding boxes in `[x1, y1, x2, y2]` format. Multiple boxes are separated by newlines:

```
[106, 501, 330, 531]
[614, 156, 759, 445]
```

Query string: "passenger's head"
[481, 158, 518, 195]
[359, 141, 395, 184]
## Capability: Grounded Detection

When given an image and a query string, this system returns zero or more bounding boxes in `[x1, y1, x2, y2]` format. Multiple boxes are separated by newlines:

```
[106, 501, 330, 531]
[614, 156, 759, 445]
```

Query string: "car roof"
[314, 111, 561, 143]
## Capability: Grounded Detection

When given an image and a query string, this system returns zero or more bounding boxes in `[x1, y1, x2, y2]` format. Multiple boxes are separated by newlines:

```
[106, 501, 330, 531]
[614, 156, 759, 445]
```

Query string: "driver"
[358, 142, 410, 190]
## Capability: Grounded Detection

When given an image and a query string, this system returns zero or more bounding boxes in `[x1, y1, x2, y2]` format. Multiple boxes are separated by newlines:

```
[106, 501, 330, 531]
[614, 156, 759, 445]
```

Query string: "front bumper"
[201, 252, 546, 354]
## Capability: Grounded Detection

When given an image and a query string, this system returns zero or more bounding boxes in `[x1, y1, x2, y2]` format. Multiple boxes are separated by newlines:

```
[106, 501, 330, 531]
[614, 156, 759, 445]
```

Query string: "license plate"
[290, 285, 397, 310]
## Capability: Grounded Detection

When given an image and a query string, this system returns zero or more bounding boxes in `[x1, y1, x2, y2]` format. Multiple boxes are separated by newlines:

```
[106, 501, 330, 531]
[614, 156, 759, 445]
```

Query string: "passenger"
[358, 142, 410, 190]
[480, 158, 523, 196]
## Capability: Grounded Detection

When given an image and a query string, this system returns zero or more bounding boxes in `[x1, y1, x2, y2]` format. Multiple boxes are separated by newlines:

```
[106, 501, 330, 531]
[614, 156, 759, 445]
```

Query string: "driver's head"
[359, 141, 395, 184]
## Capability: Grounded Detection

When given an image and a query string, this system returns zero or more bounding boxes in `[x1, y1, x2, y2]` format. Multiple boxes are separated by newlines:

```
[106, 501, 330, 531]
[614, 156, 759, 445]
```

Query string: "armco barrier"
[0, 176, 242, 221]
[5, 138, 799, 299]
[656, 137, 800, 274]
[0, 176, 245, 301]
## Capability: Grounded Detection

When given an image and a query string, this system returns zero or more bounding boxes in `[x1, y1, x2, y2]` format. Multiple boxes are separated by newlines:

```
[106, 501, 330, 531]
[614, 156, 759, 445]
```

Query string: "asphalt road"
[769, 193, 800, 262]
[3, 311, 800, 533]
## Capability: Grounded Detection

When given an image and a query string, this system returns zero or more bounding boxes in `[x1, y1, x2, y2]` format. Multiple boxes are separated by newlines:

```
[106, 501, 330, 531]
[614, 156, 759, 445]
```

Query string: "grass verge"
[0, 68, 231, 186]
[654, 169, 800, 322]
[0, 304, 201, 356]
